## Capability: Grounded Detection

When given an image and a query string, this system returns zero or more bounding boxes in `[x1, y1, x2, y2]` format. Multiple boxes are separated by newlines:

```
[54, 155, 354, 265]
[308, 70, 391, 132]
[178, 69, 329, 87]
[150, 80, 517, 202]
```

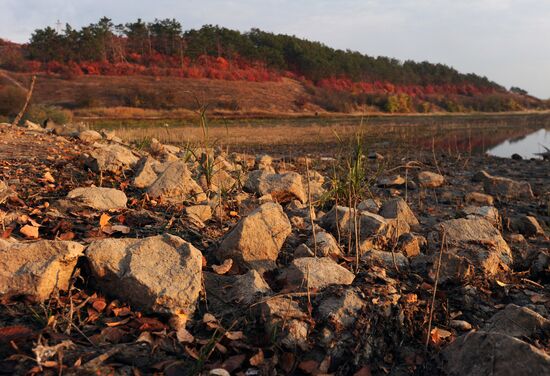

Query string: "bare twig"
[12, 75, 36, 126]
[426, 230, 446, 349]
[305, 157, 317, 257]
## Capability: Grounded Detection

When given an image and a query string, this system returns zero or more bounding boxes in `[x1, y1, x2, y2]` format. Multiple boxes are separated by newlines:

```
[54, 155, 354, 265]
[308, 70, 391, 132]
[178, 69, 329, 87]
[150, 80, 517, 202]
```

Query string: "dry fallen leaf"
[176, 327, 194, 343]
[102, 225, 131, 235]
[353, 366, 372, 376]
[212, 258, 233, 275]
[20, 224, 39, 239]
[99, 213, 111, 228]
[43, 172, 55, 183]
[225, 330, 244, 340]
[430, 327, 452, 345]
[249, 349, 264, 366]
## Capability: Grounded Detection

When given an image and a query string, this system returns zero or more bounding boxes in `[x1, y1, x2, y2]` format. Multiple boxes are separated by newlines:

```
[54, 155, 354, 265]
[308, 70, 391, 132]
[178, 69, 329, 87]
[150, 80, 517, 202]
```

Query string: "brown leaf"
[92, 298, 107, 312]
[212, 258, 233, 275]
[298, 360, 319, 374]
[225, 330, 244, 340]
[281, 353, 296, 374]
[249, 349, 264, 366]
[58, 231, 75, 240]
[222, 354, 246, 372]
[138, 317, 166, 332]
[176, 327, 194, 343]
[353, 366, 372, 376]
[20, 225, 39, 239]
[105, 317, 131, 327]
[0, 325, 33, 343]
[99, 213, 111, 228]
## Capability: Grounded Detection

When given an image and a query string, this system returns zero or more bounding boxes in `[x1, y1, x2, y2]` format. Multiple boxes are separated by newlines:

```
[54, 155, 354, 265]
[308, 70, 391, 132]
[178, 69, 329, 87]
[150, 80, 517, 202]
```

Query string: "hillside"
[0, 19, 548, 119]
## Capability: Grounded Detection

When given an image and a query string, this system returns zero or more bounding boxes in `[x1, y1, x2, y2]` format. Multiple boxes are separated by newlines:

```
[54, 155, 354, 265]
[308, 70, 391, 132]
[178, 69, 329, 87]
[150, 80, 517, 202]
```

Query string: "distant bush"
[23, 105, 73, 125]
[215, 99, 240, 111]
[118, 86, 177, 109]
[0, 86, 26, 117]
[313, 88, 354, 113]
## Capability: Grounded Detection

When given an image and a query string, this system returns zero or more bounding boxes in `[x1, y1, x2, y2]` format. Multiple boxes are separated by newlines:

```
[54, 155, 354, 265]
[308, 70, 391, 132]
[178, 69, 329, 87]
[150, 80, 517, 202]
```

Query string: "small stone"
[377, 175, 406, 188]
[245, 170, 307, 203]
[357, 198, 380, 212]
[465, 192, 494, 206]
[463, 206, 500, 226]
[318, 288, 366, 328]
[78, 130, 102, 143]
[307, 231, 342, 258]
[186, 205, 212, 223]
[230, 270, 271, 305]
[66, 187, 127, 211]
[361, 250, 409, 270]
[449, 320, 472, 331]
[397, 233, 426, 257]
[260, 297, 309, 350]
[484, 304, 550, 339]
[280, 257, 355, 290]
[86, 144, 139, 173]
[379, 197, 419, 228]
[479, 171, 534, 199]
[508, 215, 545, 237]
[294, 244, 315, 258]
[417, 171, 445, 188]
[147, 160, 206, 203]
[217, 202, 291, 271]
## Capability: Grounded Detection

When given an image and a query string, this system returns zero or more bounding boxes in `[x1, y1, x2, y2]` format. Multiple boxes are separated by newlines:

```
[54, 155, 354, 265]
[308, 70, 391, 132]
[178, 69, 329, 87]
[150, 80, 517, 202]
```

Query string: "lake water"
[487, 128, 550, 159]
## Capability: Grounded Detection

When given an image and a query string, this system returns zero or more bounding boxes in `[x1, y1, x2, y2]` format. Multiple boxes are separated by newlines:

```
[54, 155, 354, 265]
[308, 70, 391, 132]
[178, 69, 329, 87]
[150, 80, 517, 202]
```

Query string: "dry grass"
[114, 123, 364, 148]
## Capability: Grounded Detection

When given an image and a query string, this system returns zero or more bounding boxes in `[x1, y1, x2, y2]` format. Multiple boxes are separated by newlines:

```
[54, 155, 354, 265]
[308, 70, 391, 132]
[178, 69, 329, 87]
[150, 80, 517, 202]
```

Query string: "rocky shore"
[0, 120, 548, 375]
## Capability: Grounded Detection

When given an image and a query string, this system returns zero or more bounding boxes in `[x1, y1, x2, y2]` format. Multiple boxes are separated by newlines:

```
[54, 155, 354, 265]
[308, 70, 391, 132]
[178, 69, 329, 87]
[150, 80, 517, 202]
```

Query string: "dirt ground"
[0, 122, 548, 375]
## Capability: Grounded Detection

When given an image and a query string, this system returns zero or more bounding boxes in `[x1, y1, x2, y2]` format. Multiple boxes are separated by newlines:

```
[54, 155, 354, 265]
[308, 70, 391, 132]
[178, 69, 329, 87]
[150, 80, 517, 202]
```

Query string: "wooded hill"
[0, 18, 546, 115]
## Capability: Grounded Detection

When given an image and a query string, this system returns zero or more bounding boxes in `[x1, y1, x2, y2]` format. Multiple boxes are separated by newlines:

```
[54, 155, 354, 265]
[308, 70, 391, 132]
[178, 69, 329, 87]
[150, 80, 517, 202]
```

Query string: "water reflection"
[487, 128, 550, 159]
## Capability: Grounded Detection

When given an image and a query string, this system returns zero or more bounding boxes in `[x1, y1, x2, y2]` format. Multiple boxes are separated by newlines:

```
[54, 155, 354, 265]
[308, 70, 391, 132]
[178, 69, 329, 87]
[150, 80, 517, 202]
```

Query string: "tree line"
[24, 17, 501, 89]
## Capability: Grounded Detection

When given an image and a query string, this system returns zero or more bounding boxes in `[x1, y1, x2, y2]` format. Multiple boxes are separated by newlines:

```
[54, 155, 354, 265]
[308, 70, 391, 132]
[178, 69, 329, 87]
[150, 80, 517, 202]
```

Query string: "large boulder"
[476, 171, 534, 199]
[217, 202, 291, 271]
[245, 170, 307, 203]
[434, 218, 512, 281]
[66, 187, 127, 211]
[443, 331, 550, 376]
[279, 257, 355, 290]
[85, 234, 203, 316]
[0, 240, 84, 301]
[147, 160, 206, 203]
[86, 144, 139, 173]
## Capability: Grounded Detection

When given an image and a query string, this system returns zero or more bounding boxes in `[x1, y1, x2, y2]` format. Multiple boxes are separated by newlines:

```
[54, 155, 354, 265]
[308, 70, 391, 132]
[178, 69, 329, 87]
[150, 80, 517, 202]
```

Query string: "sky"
[1, 0, 549, 98]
